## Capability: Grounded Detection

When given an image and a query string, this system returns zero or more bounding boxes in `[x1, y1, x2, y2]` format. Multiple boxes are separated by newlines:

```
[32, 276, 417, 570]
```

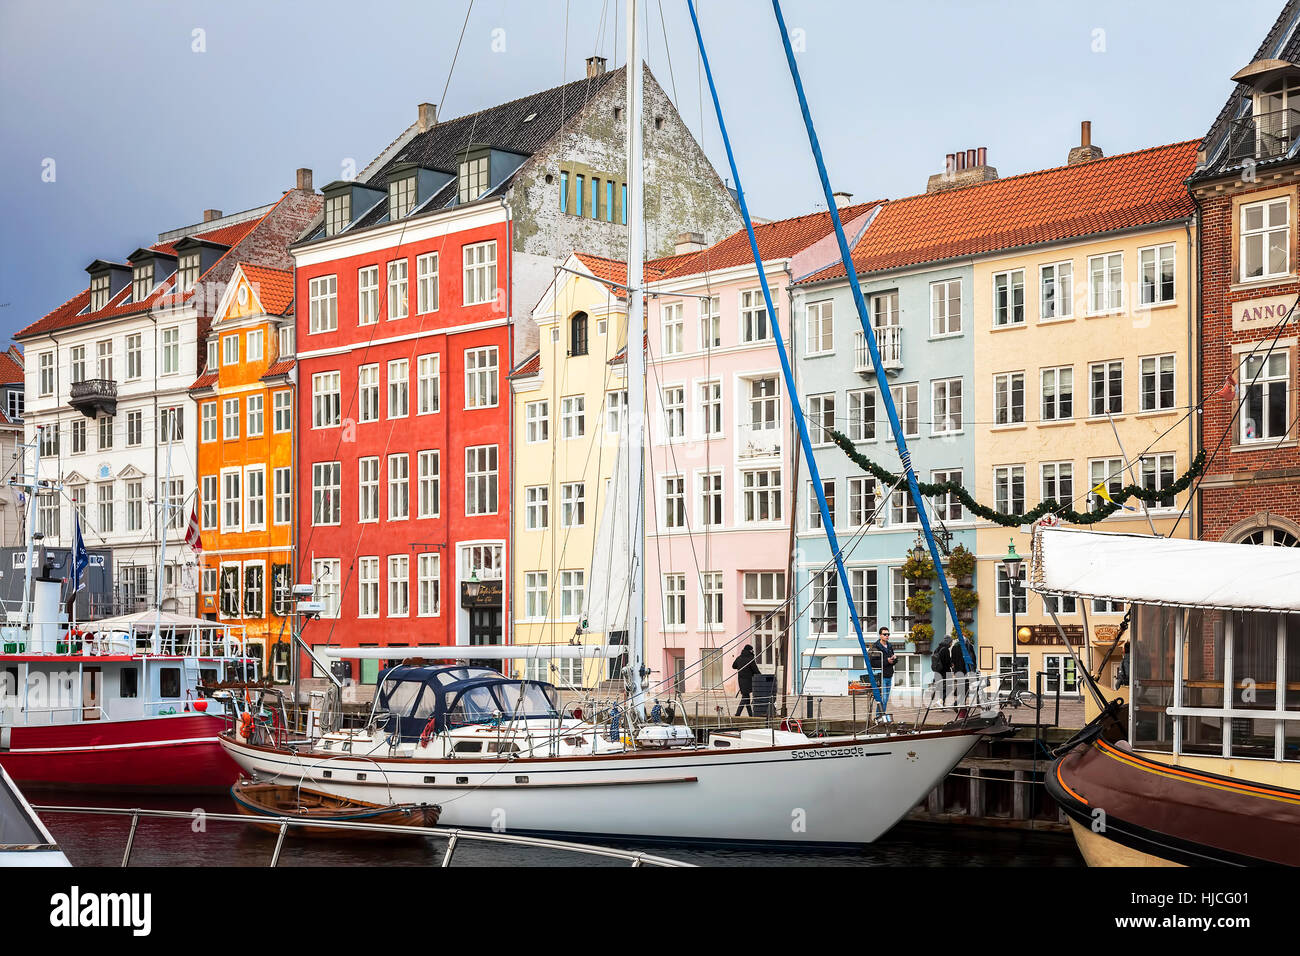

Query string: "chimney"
[203, 209, 222, 223]
[832, 190, 853, 208]
[1067, 120, 1105, 165]
[586, 55, 607, 78]
[674, 231, 706, 255]
[926, 146, 998, 194]
[295, 167, 313, 192]
[417, 102, 438, 133]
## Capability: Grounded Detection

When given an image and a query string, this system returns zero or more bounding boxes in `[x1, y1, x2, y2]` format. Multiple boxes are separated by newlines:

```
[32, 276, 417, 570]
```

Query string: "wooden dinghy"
[231, 780, 440, 838]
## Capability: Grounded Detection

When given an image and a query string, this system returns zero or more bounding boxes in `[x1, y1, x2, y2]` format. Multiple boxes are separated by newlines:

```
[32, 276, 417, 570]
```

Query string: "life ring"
[419, 717, 438, 748]
[780, 718, 803, 735]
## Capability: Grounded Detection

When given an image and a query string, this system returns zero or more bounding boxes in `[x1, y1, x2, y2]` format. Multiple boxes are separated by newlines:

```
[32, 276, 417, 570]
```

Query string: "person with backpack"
[869, 627, 897, 715]
[930, 634, 953, 706]
[949, 632, 972, 706]
[732, 644, 761, 717]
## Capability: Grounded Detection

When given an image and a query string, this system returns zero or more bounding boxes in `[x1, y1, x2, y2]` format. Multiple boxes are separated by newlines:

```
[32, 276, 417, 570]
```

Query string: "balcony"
[853, 326, 902, 376]
[1226, 107, 1300, 163]
[67, 378, 117, 419]
[737, 421, 781, 459]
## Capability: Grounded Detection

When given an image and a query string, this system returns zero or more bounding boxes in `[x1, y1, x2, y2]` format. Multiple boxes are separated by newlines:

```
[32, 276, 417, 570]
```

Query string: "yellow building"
[968, 141, 1200, 701]
[190, 263, 298, 680]
[509, 253, 633, 687]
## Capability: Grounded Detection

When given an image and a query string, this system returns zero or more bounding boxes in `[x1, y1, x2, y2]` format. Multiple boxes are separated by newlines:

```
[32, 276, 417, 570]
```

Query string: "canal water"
[30, 789, 1082, 867]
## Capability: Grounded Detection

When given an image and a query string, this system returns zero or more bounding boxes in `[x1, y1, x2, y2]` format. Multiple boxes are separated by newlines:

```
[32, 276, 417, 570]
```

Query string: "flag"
[1216, 371, 1237, 401]
[70, 513, 90, 592]
[1090, 482, 1135, 511]
[185, 503, 203, 553]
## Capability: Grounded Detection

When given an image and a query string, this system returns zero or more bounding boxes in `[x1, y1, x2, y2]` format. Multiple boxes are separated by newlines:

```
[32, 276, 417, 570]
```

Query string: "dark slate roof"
[1194, 0, 1300, 181]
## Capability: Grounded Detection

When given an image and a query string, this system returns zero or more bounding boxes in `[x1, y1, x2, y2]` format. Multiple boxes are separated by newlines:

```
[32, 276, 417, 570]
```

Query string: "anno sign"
[1232, 293, 1299, 331]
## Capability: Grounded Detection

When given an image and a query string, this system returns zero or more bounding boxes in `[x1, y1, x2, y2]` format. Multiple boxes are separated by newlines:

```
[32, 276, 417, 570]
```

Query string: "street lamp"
[1001, 540, 1024, 692]
[465, 570, 481, 600]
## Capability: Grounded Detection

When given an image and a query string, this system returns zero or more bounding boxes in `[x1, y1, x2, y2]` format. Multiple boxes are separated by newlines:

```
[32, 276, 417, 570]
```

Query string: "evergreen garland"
[827, 428, 1207, 527]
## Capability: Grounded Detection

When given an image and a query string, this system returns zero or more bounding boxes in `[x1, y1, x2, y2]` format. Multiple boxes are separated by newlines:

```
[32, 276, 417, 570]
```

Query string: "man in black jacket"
[732, 644, 761, 716]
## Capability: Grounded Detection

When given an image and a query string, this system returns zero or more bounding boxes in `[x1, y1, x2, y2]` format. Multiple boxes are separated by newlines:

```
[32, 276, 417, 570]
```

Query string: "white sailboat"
[220, 0, 1002, 846]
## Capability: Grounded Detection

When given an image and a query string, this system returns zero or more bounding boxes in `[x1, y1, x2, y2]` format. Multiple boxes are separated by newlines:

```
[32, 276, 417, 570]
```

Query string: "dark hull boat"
[231, 781, 440, 838]
[1047, 735, 1300, 867]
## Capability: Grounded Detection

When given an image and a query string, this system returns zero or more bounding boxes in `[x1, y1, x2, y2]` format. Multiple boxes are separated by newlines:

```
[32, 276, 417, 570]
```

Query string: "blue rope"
[685, 0, 883, 704]
[769, 0, 974, 672]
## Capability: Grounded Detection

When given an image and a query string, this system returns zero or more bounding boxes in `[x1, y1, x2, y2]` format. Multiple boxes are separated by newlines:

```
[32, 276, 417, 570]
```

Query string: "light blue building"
[790, 240, 976, 701]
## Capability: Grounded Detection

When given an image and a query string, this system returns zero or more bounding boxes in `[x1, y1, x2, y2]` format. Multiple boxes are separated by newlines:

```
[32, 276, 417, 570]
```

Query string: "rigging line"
[656, 0, 679, 105]
[438, 0, 475, 117]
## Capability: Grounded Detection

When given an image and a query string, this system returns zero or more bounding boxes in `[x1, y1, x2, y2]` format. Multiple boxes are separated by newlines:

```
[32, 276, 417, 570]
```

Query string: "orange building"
[190, 263, 298, 680]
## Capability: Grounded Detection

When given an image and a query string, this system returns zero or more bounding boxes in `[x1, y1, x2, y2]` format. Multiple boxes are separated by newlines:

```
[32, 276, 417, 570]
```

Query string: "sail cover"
[1031, 526, 1300, 613]
[583, 440, 631, 635]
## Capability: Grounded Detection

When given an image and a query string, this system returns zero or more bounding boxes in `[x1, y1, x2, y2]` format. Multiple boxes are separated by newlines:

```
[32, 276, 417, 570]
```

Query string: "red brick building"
[1190, 0, 1300, 547]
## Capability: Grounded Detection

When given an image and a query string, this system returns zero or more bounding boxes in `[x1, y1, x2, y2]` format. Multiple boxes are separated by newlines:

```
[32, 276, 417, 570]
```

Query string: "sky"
[0, 0, 1286, 344]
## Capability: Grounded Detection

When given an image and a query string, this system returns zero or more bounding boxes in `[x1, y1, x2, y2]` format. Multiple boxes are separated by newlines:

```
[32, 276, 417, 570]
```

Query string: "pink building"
[640, 205, 881, 695]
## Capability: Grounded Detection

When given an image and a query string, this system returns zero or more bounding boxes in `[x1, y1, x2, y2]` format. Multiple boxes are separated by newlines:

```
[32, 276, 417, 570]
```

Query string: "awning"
[1030, 527, 1300, 614]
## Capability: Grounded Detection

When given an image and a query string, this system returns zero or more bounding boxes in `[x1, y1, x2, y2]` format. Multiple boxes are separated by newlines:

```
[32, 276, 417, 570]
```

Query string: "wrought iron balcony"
[67, 378, 117, 419]
[853, 326, 902, 376]
[1226, 107, 1300, 163]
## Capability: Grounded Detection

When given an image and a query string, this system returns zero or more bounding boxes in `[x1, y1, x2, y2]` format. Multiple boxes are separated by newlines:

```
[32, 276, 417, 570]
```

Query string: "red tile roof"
[509, 351, 541, 379]
[239, 263, 295, 316]
[571, 253, 668, 299]
[261, 357, 294, 380]
[188, 369, 218, 392]
[803, 141, 1199, 282]
[0, 346, 23, 385]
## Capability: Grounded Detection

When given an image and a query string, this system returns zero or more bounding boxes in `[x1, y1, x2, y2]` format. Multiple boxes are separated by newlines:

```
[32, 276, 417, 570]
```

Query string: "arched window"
[569, 312, 589, 357]
[1237, 527, 1299, 547]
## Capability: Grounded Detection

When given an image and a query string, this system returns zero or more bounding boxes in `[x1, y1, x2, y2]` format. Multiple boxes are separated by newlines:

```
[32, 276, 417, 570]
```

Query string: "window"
[740, 289, 773, 343]
[1139, 243, 1176, 305]
[700, 381, 722, 436]
[37, 490, 61, 538]
[931, 469, 963, 521]
[742, 468, 782, 523]
[98, 415, 113, 451]
[850, 568, 878, 627]
[699, 296, 721, 349]
[806, 300, 834, 355]
[309, 275, 338, 332]
[743, 572, 786, 609]
[699, 472, 722, 527]
[126, 410, 143, 446]
[465, 445, 498, 515]
[1240, 197, 1289, 281]
[807, 479, 835, 529]
[160, 406, 183, 442]
[1043, 593, 1077, 615]
[96, 482, 114, 533]
[560, 482, 585, 527]
[993, 372, 1025, 425]
[247, 329, 264, 363]
[847, 475, 877, 527]
[459, 154, 489, 204]
[663, 574, 687, 627]
[246, 394, 264, 437]
[1089, 360, 1123, 416]
[811, 570, 838, 634]
[202, 475, 218, 530]
[993, 269, 1025, 326]
[272, 390, 291, 433]
[388, 454, 409, 520]
[463, 241, 497, 306]
[218, 566, 240, 619]
[524, 484, 548, 530]
[312, 371, 341, 427]
[1043, 655, 1081, 696]
[560, 395, 585, 439]
[222, 397, 239, 440]
[389, 175, 416, 219]
[95, 339, 113, 379]
[559, 570, 585, 619]
[246, 467, 266, 530]
[575, 174, 585, 215]
[747, 377, 779, 431]
[274, 467, 292, 525]
[69, 485, 86, 525]
[417, 253, 439, 313]
[70, 419, 85, 454]
[1088, 458, 1124, 511]
[662, 386, 685, 439]
[889, 487, 917, 526]
[417, 451, 440, 518]
[164, 479, 184, 531]
[221, 469, 241, 532]
[569, 312, 588, 356]
[930, 278, 961, 335]
[324, 194, 351, 237]
[70, 345, 86, 383]
[126, 333, 142, 379]
[417, 554, 440, 617]
[312, 462, 341, 525]
[358, 457, 380, 523]
[38, 352, 54, 396]
[1041, 366, 1073, 421]
[701, 572, 724, 628]
[355, 363, 380, 423]
[1240, 350, 1290, 441]
[887, 382, 919, 438]
[388, 555, 409, 617]
[132, 263, 153, 303]
[1140, 453, 1177, 509]
[206, 339, 217, 370]
[524, 571, 548, 619]
[278, 324, 294, 358]
[1140, 354, 1176, 412]
[313, 558, 341, 618]
[357, 266, 379, 326]
[994, 465, 1026, 516]
[388, 359, 409, 418]
[605, 389, 627, 435]
[176, 251, 202, 294]
[89, 273, 111, 312]
[661, 303, 684, 355]
[996, 563, 1028, 615]
[417, 354, 440, 414]
[663, 476, 686, 529]
[160, 328, 179, 375]
[1088, 252, 1124, 313]
[525, 400, 549, 443]
[807, 393, 834, 445]
[358, 557, 380, 618]
[1040, 261, 1074, 320]
[387, 259, 409, 320]
[464, 347, 498, 408]
[847, 388, 875, 442]
[38, 422, 59, 457]
[1041, 461, 1074, 505]
[931, 378, 963, 434]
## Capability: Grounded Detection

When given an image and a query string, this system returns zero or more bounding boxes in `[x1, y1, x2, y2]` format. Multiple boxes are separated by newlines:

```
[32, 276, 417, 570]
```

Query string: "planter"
[914, 639, 931, 654]
[904, 641, 917, 654]
[959, 608, 975, 623]
[957, 575, 973, 589]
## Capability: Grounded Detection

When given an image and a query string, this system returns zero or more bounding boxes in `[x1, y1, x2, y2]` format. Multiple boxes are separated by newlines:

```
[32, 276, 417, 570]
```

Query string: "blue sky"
[0, 0, 1284, 343]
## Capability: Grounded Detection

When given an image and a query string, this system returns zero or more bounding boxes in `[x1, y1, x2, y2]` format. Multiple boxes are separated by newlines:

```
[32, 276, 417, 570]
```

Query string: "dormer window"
[207, 339, 218, 370]
[132, 263, 153, 303]
[278, 325, 295, 358]
[177, 252, 200, 292]
[459, 154, 490, 204]
[90, 274, 111, 311]
[389, 175, 417, 220]
[324, 193, 351, 237]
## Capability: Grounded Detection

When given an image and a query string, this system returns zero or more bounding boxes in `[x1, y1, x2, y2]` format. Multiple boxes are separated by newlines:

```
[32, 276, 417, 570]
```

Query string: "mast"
[624, 0, 647, 717]
[18, 429, 41, 624]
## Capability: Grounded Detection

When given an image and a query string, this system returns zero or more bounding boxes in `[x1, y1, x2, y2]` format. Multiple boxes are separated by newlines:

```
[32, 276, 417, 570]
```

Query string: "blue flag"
[71, 513, 89, 592]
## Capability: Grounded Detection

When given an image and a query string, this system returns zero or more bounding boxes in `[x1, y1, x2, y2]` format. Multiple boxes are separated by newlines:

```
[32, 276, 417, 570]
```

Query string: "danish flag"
[185, 503, 203, 553]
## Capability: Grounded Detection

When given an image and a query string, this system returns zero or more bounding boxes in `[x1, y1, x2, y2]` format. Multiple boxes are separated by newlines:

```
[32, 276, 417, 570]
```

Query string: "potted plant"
[952, 586, 979, 623]
[909, 622, 934, 653]
[947, 544, 976, 588]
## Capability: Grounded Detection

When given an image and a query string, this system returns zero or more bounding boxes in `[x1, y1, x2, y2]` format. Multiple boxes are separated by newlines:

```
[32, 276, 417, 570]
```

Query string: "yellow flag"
[1090, 482, 1114, 504]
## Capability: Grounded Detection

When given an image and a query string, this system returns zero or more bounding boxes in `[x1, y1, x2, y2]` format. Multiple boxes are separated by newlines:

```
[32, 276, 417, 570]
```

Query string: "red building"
[1189, 2, 1300, 547]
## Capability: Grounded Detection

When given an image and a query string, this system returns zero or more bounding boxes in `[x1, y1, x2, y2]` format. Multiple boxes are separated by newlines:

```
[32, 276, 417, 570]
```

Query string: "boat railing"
[32, 804, 692, 867]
